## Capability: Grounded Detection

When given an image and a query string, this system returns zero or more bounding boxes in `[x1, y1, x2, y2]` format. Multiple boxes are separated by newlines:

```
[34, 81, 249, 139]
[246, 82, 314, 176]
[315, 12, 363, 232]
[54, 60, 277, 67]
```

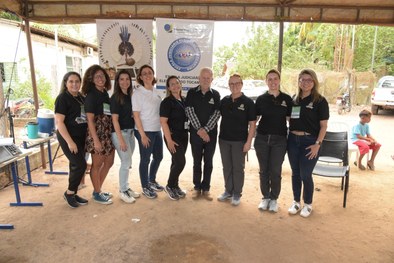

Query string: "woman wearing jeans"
[287, 69, 329, 218]
[111, 69, 140, 204]
[132, 65, 164, 199]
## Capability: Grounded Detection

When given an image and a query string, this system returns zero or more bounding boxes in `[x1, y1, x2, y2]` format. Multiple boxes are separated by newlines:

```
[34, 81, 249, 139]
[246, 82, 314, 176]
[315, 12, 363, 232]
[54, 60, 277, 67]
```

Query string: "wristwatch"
[315, 140, 321, 145]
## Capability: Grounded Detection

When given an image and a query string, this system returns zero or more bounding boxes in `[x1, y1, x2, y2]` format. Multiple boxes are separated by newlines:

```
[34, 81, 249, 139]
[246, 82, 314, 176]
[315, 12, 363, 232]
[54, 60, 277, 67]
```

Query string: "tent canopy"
[1, 0, 393, 25]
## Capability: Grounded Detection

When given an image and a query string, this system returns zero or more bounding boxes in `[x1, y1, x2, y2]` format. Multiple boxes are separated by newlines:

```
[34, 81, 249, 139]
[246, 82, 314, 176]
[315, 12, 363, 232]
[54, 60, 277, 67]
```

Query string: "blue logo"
[167, 38, 201, 72]
[164, 24, 173, 33]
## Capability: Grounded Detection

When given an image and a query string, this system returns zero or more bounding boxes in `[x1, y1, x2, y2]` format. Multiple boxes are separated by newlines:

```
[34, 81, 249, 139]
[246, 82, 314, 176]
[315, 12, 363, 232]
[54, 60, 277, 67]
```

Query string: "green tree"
[11, 62, 55, 112]
[353, 25, 394, 75]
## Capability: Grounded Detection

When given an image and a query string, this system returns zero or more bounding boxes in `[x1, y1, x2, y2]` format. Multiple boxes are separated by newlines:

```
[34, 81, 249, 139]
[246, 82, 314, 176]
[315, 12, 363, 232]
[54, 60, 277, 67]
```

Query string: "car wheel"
[371, 105, 379, 115]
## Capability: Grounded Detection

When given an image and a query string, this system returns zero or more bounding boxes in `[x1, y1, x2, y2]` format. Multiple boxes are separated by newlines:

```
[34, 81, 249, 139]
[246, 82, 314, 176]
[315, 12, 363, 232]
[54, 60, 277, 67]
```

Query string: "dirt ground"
[1, 105, 393, 263]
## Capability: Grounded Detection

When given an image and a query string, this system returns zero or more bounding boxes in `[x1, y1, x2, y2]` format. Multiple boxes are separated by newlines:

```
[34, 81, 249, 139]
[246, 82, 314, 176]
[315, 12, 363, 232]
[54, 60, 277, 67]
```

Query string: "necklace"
[67, 91, 84, 105]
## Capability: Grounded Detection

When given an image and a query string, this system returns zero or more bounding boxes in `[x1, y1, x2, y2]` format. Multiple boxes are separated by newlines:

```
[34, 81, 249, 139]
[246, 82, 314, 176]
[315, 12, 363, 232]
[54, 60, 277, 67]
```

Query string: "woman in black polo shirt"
[110, 70, 140, 204]
[287, 68, 329, 218]
[82, 65, 115, 205]
[255, 69, 292, 213]
[55, 72, 88, 208]
[218, 73, 256, 206]
[160, 76, 188, 200]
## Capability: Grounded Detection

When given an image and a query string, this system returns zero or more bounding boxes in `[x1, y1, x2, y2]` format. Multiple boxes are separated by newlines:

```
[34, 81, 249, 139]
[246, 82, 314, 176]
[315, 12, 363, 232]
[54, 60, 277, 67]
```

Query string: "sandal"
[367, 161, 375, 171]
[354, 161, 366, 170]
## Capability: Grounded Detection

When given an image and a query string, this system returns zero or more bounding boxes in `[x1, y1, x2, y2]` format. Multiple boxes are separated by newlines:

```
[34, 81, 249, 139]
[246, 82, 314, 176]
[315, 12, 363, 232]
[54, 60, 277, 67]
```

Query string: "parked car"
[242, 80, 268, 100]
[370, 76, 394, 115]
[212, 77, 268, 100]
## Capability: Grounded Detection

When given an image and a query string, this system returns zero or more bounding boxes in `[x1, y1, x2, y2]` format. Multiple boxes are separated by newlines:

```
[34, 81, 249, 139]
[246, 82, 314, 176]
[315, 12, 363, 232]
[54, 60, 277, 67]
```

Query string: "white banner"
[96, 19, 153, 80]
[156, 18, 214, 96]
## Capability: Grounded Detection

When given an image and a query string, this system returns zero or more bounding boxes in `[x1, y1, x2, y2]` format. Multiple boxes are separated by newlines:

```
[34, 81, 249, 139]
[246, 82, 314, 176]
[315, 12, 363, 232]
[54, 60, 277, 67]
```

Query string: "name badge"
[103, 103, 111, 115]
[291, 106, 300, 119]
[75, 105, 87, 124]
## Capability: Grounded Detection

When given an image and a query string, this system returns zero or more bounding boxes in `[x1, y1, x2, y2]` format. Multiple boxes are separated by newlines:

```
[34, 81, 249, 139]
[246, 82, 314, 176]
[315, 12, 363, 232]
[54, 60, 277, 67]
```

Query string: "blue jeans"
[287, 133, 319, 204]
[254, 134, 287, 200]
[111, 129, 135, 192]
[134, 130, 163, 188]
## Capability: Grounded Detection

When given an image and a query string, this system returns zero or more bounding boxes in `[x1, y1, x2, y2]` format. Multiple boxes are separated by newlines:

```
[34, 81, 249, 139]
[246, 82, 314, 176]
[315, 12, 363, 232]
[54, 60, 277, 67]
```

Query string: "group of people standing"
[55, 64, 329, 218]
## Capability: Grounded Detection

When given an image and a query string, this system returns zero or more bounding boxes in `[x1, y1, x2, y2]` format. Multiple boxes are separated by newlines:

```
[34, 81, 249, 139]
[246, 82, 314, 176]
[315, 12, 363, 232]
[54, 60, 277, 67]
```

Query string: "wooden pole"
[24, 18, 46, 169]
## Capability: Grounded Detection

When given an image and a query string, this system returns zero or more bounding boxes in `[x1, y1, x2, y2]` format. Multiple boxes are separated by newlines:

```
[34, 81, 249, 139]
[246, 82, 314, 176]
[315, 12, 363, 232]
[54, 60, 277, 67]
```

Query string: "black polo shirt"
[289, 95, 330, 137]
[219, 94, 256, 141]
[84, 87, 111, 116]
[160, 95, 188, 136]
[185, 85, 221, 133]
[255, 91, 293, 136]
[54, 91, 87, 137]
[110, 94, 134, 130]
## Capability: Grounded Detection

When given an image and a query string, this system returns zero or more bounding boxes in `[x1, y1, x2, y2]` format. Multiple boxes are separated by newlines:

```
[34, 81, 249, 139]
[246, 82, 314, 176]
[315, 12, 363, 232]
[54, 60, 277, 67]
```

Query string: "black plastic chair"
[313, 131, 350, 208]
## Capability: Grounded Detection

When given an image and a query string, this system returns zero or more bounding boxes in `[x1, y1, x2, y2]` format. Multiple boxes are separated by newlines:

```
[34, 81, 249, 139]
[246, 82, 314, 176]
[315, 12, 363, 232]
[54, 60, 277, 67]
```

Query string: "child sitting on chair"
[350, 109, 381, 170]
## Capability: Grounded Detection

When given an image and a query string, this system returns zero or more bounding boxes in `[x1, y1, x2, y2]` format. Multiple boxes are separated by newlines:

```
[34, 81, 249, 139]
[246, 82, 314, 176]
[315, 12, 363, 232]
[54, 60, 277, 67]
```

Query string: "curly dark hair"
[81, 64, 111, 95]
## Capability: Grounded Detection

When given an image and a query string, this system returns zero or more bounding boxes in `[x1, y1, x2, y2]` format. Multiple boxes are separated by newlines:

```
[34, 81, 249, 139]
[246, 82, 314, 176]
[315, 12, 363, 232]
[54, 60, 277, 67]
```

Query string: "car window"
[381, 80, 394, 88]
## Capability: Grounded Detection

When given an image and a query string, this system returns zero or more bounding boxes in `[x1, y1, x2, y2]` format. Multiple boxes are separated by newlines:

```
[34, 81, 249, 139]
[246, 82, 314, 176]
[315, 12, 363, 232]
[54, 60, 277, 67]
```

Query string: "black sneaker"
[74, 195, 88, 206]
[149, 181, 164, 192]
[174, 186, 186, 198]
[63, 192, 79, 208]
[142, 187, 158, 199]
[165, 186, 180, 201]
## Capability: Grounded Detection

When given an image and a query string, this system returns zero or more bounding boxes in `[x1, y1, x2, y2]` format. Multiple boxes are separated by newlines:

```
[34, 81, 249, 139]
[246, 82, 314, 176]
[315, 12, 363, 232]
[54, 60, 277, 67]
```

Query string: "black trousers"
[189, 131, 217, 191]
[165, 133, 188, 188]
[57, 131, 87, 193]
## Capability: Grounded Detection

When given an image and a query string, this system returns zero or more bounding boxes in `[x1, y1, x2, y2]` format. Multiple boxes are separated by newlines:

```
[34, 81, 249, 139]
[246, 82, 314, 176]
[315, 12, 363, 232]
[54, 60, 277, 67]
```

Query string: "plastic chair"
[313, 131, 350, 208]
[325, 121, 368, 166]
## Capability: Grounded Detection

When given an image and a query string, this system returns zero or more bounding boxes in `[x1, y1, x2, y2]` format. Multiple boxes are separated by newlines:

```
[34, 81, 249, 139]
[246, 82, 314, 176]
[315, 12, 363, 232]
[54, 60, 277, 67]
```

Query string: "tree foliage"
[11, 62, 54, 111]
[213, 23, 394, 77]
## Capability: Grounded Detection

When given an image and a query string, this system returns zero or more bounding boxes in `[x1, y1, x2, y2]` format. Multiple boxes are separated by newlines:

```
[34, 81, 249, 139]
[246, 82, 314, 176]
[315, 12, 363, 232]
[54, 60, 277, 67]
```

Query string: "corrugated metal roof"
[1, 0, 393, 25]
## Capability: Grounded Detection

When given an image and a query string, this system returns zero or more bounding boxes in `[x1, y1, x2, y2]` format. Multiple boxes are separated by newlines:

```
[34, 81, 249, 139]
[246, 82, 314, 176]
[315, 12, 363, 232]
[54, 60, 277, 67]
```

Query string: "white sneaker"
[268, 199, 278, 213]
[258, 199, 270, 211]
[217, 192, 232, 202]
[300, 204, 313, 218]
[120, 191, 136, 204]
[231, 196, 241, 206]
[127, 188, 141, 198]
[288, 201, 301, 215]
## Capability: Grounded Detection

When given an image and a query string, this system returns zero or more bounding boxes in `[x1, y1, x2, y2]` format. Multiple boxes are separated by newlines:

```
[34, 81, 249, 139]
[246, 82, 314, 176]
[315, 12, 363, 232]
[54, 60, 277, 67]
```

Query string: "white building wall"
[0, 19, 98, 97]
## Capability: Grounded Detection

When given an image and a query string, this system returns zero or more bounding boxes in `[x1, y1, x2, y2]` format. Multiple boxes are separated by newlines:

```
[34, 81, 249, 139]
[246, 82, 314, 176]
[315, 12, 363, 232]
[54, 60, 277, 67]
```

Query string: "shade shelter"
[0, 0, 393, 113]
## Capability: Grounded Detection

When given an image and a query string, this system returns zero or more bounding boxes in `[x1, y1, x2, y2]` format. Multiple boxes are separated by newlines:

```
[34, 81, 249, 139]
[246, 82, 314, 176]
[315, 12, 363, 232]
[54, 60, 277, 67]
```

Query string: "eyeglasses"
[299, 79, 314, 84]
[229, 82, 242, 87]
[94, 74, 106, 79]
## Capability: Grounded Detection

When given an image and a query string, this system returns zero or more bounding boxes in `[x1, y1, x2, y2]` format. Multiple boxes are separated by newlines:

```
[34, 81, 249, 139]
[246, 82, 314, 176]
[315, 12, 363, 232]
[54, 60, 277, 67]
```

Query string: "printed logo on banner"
[98, 21, 153, 79]
[167, 38, 201, 72]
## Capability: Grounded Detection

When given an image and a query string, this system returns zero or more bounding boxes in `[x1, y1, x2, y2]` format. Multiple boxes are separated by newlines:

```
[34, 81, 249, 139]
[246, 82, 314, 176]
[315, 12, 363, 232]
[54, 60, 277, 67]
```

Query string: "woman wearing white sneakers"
[111, 69, 140, 204]
[255, 69, 292, 213]
[287, 69, 329, 218]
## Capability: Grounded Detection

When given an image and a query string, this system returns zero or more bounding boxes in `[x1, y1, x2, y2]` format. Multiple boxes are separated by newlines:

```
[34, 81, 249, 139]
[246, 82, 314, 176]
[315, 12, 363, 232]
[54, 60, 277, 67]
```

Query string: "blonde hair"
[294, 68, 322, 104]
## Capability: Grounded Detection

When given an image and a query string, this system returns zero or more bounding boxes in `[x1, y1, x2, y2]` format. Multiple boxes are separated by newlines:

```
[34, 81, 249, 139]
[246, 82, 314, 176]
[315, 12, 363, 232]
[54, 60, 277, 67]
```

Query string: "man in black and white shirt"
[185, 67, 220, 201]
